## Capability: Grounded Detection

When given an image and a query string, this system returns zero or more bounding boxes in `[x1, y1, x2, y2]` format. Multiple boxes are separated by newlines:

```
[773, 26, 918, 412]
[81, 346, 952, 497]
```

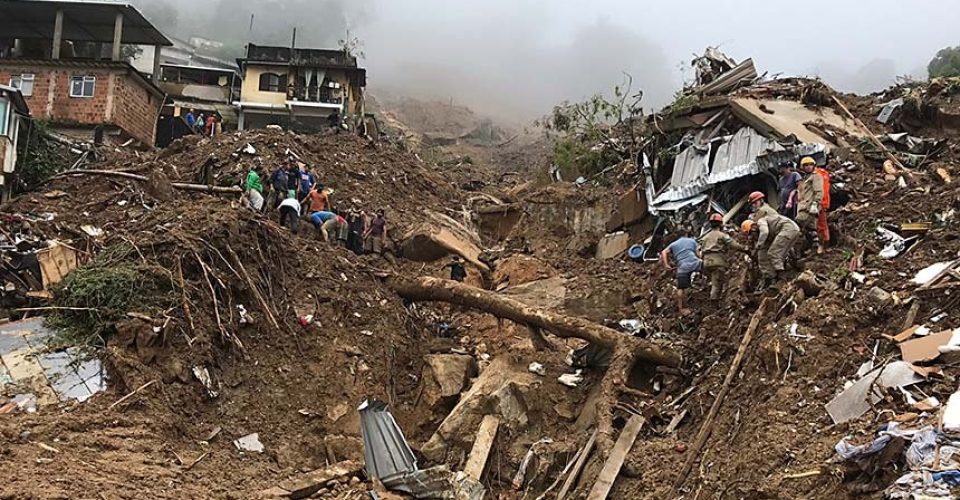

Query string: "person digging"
[699, 213, 746, 304]
[660, 228, 702, 316]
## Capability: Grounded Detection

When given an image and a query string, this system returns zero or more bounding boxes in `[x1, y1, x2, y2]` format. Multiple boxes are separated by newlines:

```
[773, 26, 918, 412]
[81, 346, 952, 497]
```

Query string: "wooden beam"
[673, 297, 769, 491]
[463, 415, 499, 481]
[152, 45, 163, 83]
[586, 415, 645, 500]
[557, 429, 598, 500]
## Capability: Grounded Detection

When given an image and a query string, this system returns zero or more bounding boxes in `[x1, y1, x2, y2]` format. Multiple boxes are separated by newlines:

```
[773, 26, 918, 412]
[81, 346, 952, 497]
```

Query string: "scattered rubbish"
[912, 261, 956, 285]
[876, 226, 917, 259]
[944, 392, 960, 433]
[617, 319, 645, 336]
[192, 366, 219, 399]
[42, 190, 68, 199]
[79, 225, 103, 237]
[0, 393, 37, 414]
[914, 397, 940, 412]
[360, 330, 374, 336]
[558, 370, 583, 388]
[233, 433, 264, 453]
[299, 314, 314, 327]
[627, 244, 644, 262]
[272, 460, 362, 500]
[899, 329, 958, 363]
[876, 98, 904, 125]
[826, 361, 925, 424]
[241, 143, 257, 155]
[528, 362, 546, 376]
[237, 304, 253, 325]
[512, 438, 553, 490]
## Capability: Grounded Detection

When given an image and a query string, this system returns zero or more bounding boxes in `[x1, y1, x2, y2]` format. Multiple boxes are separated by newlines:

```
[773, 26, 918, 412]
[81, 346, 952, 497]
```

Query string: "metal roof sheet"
[0, 0, 172, 46]
[359, 399, 417, 483]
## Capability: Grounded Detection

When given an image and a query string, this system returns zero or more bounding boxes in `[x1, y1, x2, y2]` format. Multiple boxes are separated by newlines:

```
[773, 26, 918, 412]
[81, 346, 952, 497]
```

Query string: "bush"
[48, 245, 173, 346]
[15, 120, 69, 192]
[929, 46, 960, 79]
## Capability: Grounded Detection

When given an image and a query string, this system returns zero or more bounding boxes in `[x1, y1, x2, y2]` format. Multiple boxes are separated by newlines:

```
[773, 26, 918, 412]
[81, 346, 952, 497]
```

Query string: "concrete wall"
[0, 63, 161, 145]
[240, 65, 287, 105]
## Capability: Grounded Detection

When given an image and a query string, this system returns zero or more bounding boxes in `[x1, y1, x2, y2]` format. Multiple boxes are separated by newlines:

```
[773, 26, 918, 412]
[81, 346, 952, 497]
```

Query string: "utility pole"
[249, 14, 254, 33]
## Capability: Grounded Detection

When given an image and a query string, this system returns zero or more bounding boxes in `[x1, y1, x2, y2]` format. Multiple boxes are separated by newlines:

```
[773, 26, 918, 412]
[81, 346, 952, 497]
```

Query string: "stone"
[595, 232, 631, 260]
[421, 354, 478, 408]
[277, 460, 362, 500]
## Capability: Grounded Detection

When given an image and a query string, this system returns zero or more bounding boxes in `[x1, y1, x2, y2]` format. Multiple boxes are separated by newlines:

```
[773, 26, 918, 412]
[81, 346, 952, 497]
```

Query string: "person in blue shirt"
[184, 109, 196, 129]
[298, 163, 316, 202]
[660, 229, 703, 316]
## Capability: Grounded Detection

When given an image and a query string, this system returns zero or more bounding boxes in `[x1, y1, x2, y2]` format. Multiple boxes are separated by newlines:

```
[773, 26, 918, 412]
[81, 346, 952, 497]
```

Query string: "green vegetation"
[15, 120, 68, 193]
[929, 45, 960, 79]
[48, 245, 174, 346]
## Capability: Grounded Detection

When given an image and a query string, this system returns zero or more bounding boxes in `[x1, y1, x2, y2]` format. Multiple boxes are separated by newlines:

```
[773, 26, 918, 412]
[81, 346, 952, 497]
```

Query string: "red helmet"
[709, 213, 723, 223]
[748, 191, 765, 203]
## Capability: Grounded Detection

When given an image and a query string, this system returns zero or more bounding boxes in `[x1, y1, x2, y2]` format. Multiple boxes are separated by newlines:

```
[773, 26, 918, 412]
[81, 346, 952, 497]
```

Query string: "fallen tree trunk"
[387, 276, 680, 367]
[55, 169, 243, 194]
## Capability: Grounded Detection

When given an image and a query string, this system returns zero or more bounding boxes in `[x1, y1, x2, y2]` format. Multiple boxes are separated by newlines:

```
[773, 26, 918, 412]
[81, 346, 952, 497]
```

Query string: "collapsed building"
[602, 50, 866, 259]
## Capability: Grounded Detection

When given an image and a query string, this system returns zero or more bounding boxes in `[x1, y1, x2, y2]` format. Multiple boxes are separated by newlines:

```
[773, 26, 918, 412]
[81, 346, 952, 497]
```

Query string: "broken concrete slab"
[729, 97, 862, 151]
[605, 186, 649, 233]
[276, 460, 362, 500]
[234, 433, 264, 453]
[595, 232, 631, 260]
[421, 357, 539, 462]
[400, 210, 490, 274]
[826, 361, 925, 424]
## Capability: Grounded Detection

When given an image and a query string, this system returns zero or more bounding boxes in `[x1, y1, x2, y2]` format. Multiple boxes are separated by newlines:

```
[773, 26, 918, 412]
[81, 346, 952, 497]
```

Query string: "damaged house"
[235, 43, 366, 132]
[605, 50, 865, 259]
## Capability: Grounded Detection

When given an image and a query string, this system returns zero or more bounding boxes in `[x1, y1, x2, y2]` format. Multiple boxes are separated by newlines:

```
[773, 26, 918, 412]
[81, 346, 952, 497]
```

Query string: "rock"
[595, 232, 631, 260]
[421, 358, 539, 462]
[277, 460, 362, 500]
[867, 286, 893, 306]
[421, 354, 478, 408]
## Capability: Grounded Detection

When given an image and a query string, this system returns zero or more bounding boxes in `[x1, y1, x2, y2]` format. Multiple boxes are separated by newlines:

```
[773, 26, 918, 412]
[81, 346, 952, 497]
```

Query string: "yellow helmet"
[800, 156, 816, 167]
[740, 219, 755, 234]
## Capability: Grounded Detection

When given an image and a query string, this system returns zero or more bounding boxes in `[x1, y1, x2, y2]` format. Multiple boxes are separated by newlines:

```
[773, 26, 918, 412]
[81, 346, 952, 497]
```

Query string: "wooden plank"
[463, 415, 499, 481]
[36, 243, 78, 289]
[586, 415, 645, 500]
[557, 429, 598, 500]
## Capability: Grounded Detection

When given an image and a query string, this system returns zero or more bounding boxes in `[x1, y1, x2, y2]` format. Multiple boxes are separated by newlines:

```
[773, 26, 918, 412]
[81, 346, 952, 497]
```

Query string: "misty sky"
[132, 0, 960, 120]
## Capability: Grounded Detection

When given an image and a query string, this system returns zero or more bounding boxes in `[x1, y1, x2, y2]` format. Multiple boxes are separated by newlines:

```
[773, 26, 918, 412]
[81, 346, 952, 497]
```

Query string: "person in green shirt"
[244, 165, 264, 211]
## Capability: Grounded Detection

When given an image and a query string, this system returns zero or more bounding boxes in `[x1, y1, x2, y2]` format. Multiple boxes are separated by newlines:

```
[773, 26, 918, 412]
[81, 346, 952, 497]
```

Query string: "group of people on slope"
[660, 155, 833, 315]
[241, 157, 389, 256]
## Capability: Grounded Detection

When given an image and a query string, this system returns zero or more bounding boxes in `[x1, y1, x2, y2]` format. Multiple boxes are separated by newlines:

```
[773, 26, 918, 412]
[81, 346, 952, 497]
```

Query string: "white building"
[0, 84, 30, 201]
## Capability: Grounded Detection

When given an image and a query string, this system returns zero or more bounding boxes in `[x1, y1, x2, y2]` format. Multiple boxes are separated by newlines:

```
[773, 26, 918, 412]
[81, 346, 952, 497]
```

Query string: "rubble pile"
[2, 54, 960, 500]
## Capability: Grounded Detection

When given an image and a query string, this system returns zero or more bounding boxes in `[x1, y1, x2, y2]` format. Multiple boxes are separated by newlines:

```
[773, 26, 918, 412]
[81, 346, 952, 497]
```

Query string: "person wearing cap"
[699, 214, 745, 302]
[796, 156, 830, 254]
[746, 207, 801, 288]
[660, 227, 702, 316]
[777, 162, 802, 219]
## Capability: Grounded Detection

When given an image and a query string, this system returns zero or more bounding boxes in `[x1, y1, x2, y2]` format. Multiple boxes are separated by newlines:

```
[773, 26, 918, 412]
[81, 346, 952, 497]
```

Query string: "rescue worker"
[795, 156, 830, 254]
[748, 191, 777, 220]
[745, 208, 801, 288]
[699, 214, 745, 302]
[777, 162, 802, 219]
[660, 229, 702, 316]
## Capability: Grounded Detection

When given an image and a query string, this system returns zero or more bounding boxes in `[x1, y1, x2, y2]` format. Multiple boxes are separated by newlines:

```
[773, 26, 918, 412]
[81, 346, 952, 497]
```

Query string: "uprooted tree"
[385, 275, 681, 450]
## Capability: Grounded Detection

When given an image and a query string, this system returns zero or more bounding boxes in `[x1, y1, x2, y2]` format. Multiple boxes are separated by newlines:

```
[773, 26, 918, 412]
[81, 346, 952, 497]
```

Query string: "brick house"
[0, 60, 164, 145]
[0, 0, 171, 146]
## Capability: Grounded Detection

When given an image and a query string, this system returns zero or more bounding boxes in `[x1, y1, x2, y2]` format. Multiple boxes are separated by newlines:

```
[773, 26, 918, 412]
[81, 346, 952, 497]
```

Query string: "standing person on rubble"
[744, 207, 801, 289]
[278, 195, 301, 234]
[795, 156, 830, 254]
[265, 161, 289, 210]
[777, 162, 802, 219]
[185, 109, 197, 131]
[297, 163, 316, 203]
[205, 113, 216, 137]
[244, 164, 264, 211]
[306, 183, 330, 215]
[364, 209, 388, 256]
[285, 160, 300, 201]
[347, 209, 366, 255]
[699, 214, 745, 303]
[659, 228, 702, 316]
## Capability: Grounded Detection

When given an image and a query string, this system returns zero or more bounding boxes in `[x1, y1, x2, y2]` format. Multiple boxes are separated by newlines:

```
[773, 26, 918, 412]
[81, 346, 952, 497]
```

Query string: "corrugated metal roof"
[653, 126, 827, 209]
[359, 399, 417, 483]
